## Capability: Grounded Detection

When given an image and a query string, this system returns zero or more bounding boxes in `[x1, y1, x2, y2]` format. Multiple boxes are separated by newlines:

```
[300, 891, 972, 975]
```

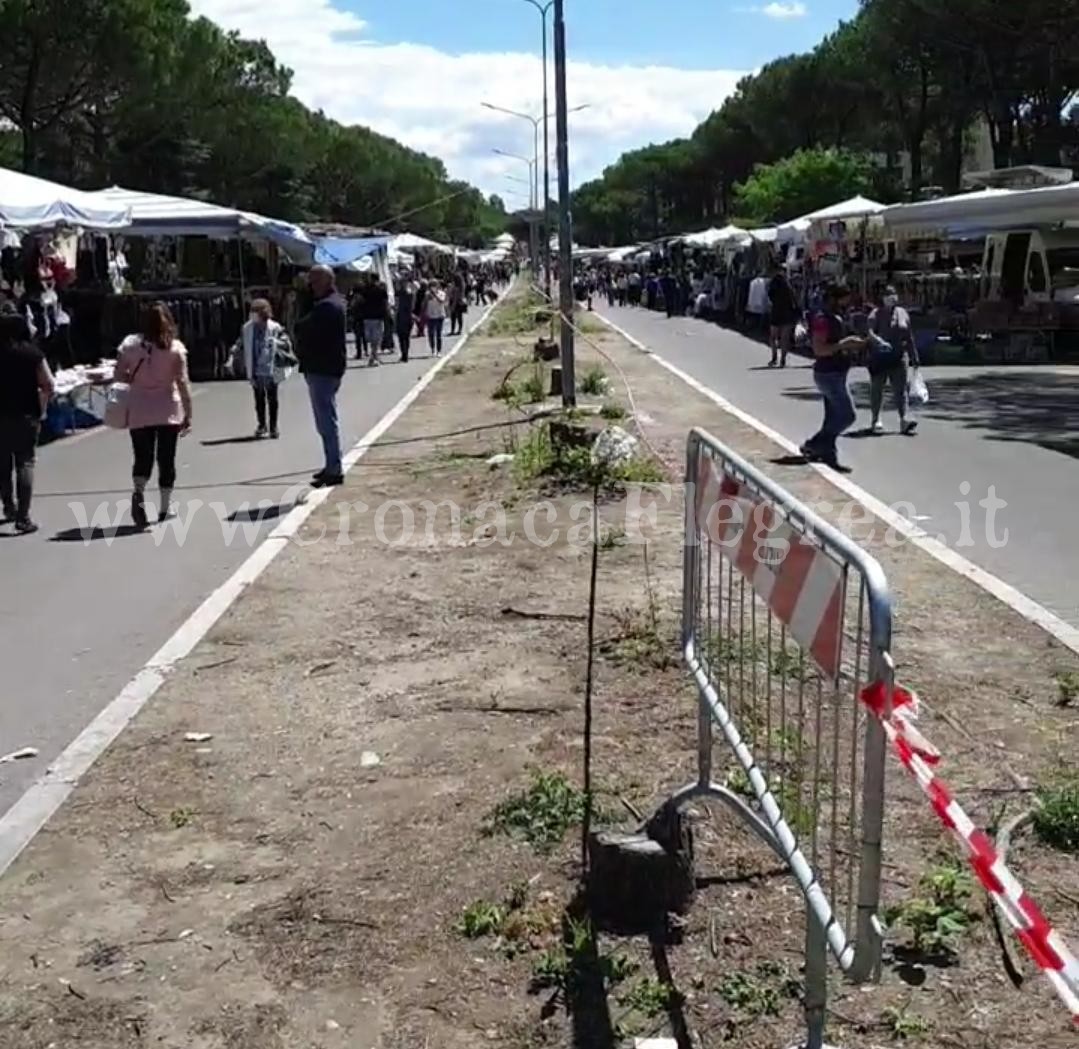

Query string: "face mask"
[883, 295, 898, 308]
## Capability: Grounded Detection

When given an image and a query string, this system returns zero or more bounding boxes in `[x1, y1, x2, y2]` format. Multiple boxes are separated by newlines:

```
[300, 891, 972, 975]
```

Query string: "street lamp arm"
[481, 101, 540, 128]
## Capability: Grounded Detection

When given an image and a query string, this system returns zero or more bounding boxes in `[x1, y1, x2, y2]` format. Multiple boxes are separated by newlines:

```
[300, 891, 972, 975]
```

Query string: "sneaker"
[902, 420, 918, 436]
[1, 505, 15, 524]
[132, 491, 148, 530]
[270, 429, 280, 440]
[158, 504, 175, 523]
[367, 357, 380, 367]
[871, 420, 885, 435]
[311, 472, 344, 488]
[799, 441, 822, 462]
[255, 426, 267, 439]
[14, 518, 38, 535]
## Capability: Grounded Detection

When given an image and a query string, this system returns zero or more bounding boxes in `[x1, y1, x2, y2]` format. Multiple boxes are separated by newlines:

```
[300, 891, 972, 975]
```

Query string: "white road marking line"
[0, 295, 503, 878]
[596, 310, 1079, 656]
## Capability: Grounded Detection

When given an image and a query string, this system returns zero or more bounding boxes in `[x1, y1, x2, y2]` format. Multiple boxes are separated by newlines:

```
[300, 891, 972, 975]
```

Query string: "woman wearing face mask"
[234, 298, 295, 439]
[866, 285, 919, 436]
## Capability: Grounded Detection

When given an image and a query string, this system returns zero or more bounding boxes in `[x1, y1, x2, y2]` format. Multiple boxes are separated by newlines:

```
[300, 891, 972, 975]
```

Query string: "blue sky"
[359, 0, 858, 69]
[191, 0, 859, 202]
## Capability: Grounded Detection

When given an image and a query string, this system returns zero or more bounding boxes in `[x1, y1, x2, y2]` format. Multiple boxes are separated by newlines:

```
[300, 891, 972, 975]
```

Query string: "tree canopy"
[571, 0, 1079, 245]
[0, 0, 506, 246]
[734, 149, 873, 225]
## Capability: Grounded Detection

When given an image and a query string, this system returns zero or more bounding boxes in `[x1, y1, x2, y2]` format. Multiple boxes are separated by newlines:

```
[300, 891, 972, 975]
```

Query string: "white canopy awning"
[607, 245, 640, 262]
[85, 185, 315, 260]
[390, 232, 453, 255]
[494, 232, 515, 246]
[0, 166, 131, 231]
[880, 184, 1079, 240]
[777, 196, 886, 242]
[680, 224, 750, 248]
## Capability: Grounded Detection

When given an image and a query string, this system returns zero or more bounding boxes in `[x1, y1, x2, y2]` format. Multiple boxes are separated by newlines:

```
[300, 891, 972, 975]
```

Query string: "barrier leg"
[802, 908, 829, 1049]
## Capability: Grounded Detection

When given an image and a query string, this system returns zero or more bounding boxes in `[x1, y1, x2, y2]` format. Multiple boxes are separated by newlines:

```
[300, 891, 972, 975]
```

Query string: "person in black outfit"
[0, 302, 55, 534]
[767, 264, 799, 368]
[295, 266, 348, 487]
[349, 286, 367, 359]
[395, 277, 415, 362]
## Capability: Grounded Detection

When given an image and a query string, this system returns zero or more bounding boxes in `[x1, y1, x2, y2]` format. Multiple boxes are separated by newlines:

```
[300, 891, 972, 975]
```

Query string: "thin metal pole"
[553, 0, 575, 406]
[804, 908, 828, 1049]
[541, 6, 551, 297]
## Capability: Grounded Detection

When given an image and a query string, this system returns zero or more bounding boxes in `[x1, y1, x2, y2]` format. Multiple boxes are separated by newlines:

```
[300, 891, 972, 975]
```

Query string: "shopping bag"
[908, 367, 929, 406]
[103, 382, 134, 429]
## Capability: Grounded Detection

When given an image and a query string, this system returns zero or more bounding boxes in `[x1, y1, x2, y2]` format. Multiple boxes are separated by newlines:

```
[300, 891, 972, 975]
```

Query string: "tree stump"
[533, 337, 559, 362]
[586, 806, 695, 934]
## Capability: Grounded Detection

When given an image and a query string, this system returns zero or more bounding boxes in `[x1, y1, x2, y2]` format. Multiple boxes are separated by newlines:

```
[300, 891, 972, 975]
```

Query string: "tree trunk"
[941, 120, 965, 194]
[20, 42, 42, 173]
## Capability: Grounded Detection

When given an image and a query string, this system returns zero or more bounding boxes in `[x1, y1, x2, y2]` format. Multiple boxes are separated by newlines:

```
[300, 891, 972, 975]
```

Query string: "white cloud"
[759, 2, 808, 18]
[188, 0, 744, 201]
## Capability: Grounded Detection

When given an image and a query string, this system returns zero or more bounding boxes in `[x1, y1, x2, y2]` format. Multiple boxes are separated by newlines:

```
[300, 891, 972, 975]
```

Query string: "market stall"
[1, 167, 136, 435]
[66, 185, 316, 379]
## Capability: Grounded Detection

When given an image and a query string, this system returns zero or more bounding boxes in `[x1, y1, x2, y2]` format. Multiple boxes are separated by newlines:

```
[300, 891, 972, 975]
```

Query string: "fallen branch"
[501, 606, 585, 622]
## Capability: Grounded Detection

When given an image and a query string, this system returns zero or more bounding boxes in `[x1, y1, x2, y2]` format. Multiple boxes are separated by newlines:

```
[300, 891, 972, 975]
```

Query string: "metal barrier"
[656, 428, 894, 1049]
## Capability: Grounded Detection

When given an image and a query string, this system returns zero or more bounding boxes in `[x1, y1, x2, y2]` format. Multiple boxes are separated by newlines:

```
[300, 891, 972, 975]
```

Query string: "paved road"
[0, 335, 462, 814]
[597, 303, 1079, 630]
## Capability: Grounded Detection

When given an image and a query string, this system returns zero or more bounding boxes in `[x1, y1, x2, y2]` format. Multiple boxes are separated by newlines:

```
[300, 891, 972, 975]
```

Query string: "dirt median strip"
[1, 287, 1077, 1048]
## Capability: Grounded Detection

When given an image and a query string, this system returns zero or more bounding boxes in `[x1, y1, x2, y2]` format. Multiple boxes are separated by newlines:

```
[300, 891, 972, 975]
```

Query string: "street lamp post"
[522, 0, 554, 297]
[482, 100, 589, 290]
[492, 148, 538, 270]
[553, 0, 574, 406]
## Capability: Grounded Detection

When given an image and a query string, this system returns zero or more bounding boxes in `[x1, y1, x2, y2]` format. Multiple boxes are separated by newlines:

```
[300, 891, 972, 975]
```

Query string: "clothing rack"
[64, 286, 270, 380]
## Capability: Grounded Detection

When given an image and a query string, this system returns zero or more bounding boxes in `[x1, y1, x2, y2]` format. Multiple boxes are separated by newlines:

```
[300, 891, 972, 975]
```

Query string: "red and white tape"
[861, 680, 1079, 1023]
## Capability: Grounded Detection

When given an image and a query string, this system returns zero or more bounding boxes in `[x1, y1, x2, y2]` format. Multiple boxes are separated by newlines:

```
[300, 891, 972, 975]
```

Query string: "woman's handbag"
[103, 350, 147, 429]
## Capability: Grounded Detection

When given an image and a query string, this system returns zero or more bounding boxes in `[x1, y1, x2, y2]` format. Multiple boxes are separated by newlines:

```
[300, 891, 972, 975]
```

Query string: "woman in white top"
[232, 298, 294, 439]
[423, 281, 448, 356]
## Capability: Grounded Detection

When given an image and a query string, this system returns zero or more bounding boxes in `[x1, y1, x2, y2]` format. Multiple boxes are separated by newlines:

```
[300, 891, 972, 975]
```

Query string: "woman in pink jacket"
[114, 303, 193, 528]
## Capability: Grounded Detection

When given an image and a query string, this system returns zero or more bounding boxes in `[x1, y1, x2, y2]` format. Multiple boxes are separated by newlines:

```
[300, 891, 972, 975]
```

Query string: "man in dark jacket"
[0, 301, 55, 533]
[295, 265, 347, 486]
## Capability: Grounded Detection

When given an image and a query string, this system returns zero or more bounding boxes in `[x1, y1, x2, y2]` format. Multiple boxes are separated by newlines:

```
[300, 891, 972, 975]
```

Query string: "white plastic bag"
[908, 367, 929, 406]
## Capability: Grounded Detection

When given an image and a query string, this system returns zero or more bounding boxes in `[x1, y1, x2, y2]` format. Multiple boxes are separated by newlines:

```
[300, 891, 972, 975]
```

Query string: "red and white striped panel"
[693, 456, 844, 678]
[861, 681, 1079, 1024]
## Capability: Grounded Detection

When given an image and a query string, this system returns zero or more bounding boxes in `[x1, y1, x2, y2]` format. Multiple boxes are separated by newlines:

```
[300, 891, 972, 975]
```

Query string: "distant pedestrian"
[616, 273, 628, 307]
[359, 276, 389, 368]
[448, 278, 467, 336]
[234, 298, 294, 439]
[114, 302, 194, 527]
[801, 284, 864, 471]
[0, 302, 54, 534]
[746, 272, 770, 336]
[767, 264, 798, 368]
[424, 280, 448, 355]
[295, 265, 347, 487]
[395, 276, 415, 362]
[866, 285, 919, 435]
[660, 270, 678, 318]
[349, 286, 367, 360]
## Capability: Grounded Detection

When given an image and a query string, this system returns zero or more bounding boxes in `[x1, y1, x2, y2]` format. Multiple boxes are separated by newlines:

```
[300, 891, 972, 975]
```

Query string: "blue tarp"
[313, 236, 389, 267]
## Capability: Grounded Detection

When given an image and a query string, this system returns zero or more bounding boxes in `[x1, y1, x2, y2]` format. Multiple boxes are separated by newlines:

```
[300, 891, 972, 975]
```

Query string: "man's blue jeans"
[305, 374, 343, 474]
[808, 369, 856, 460]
